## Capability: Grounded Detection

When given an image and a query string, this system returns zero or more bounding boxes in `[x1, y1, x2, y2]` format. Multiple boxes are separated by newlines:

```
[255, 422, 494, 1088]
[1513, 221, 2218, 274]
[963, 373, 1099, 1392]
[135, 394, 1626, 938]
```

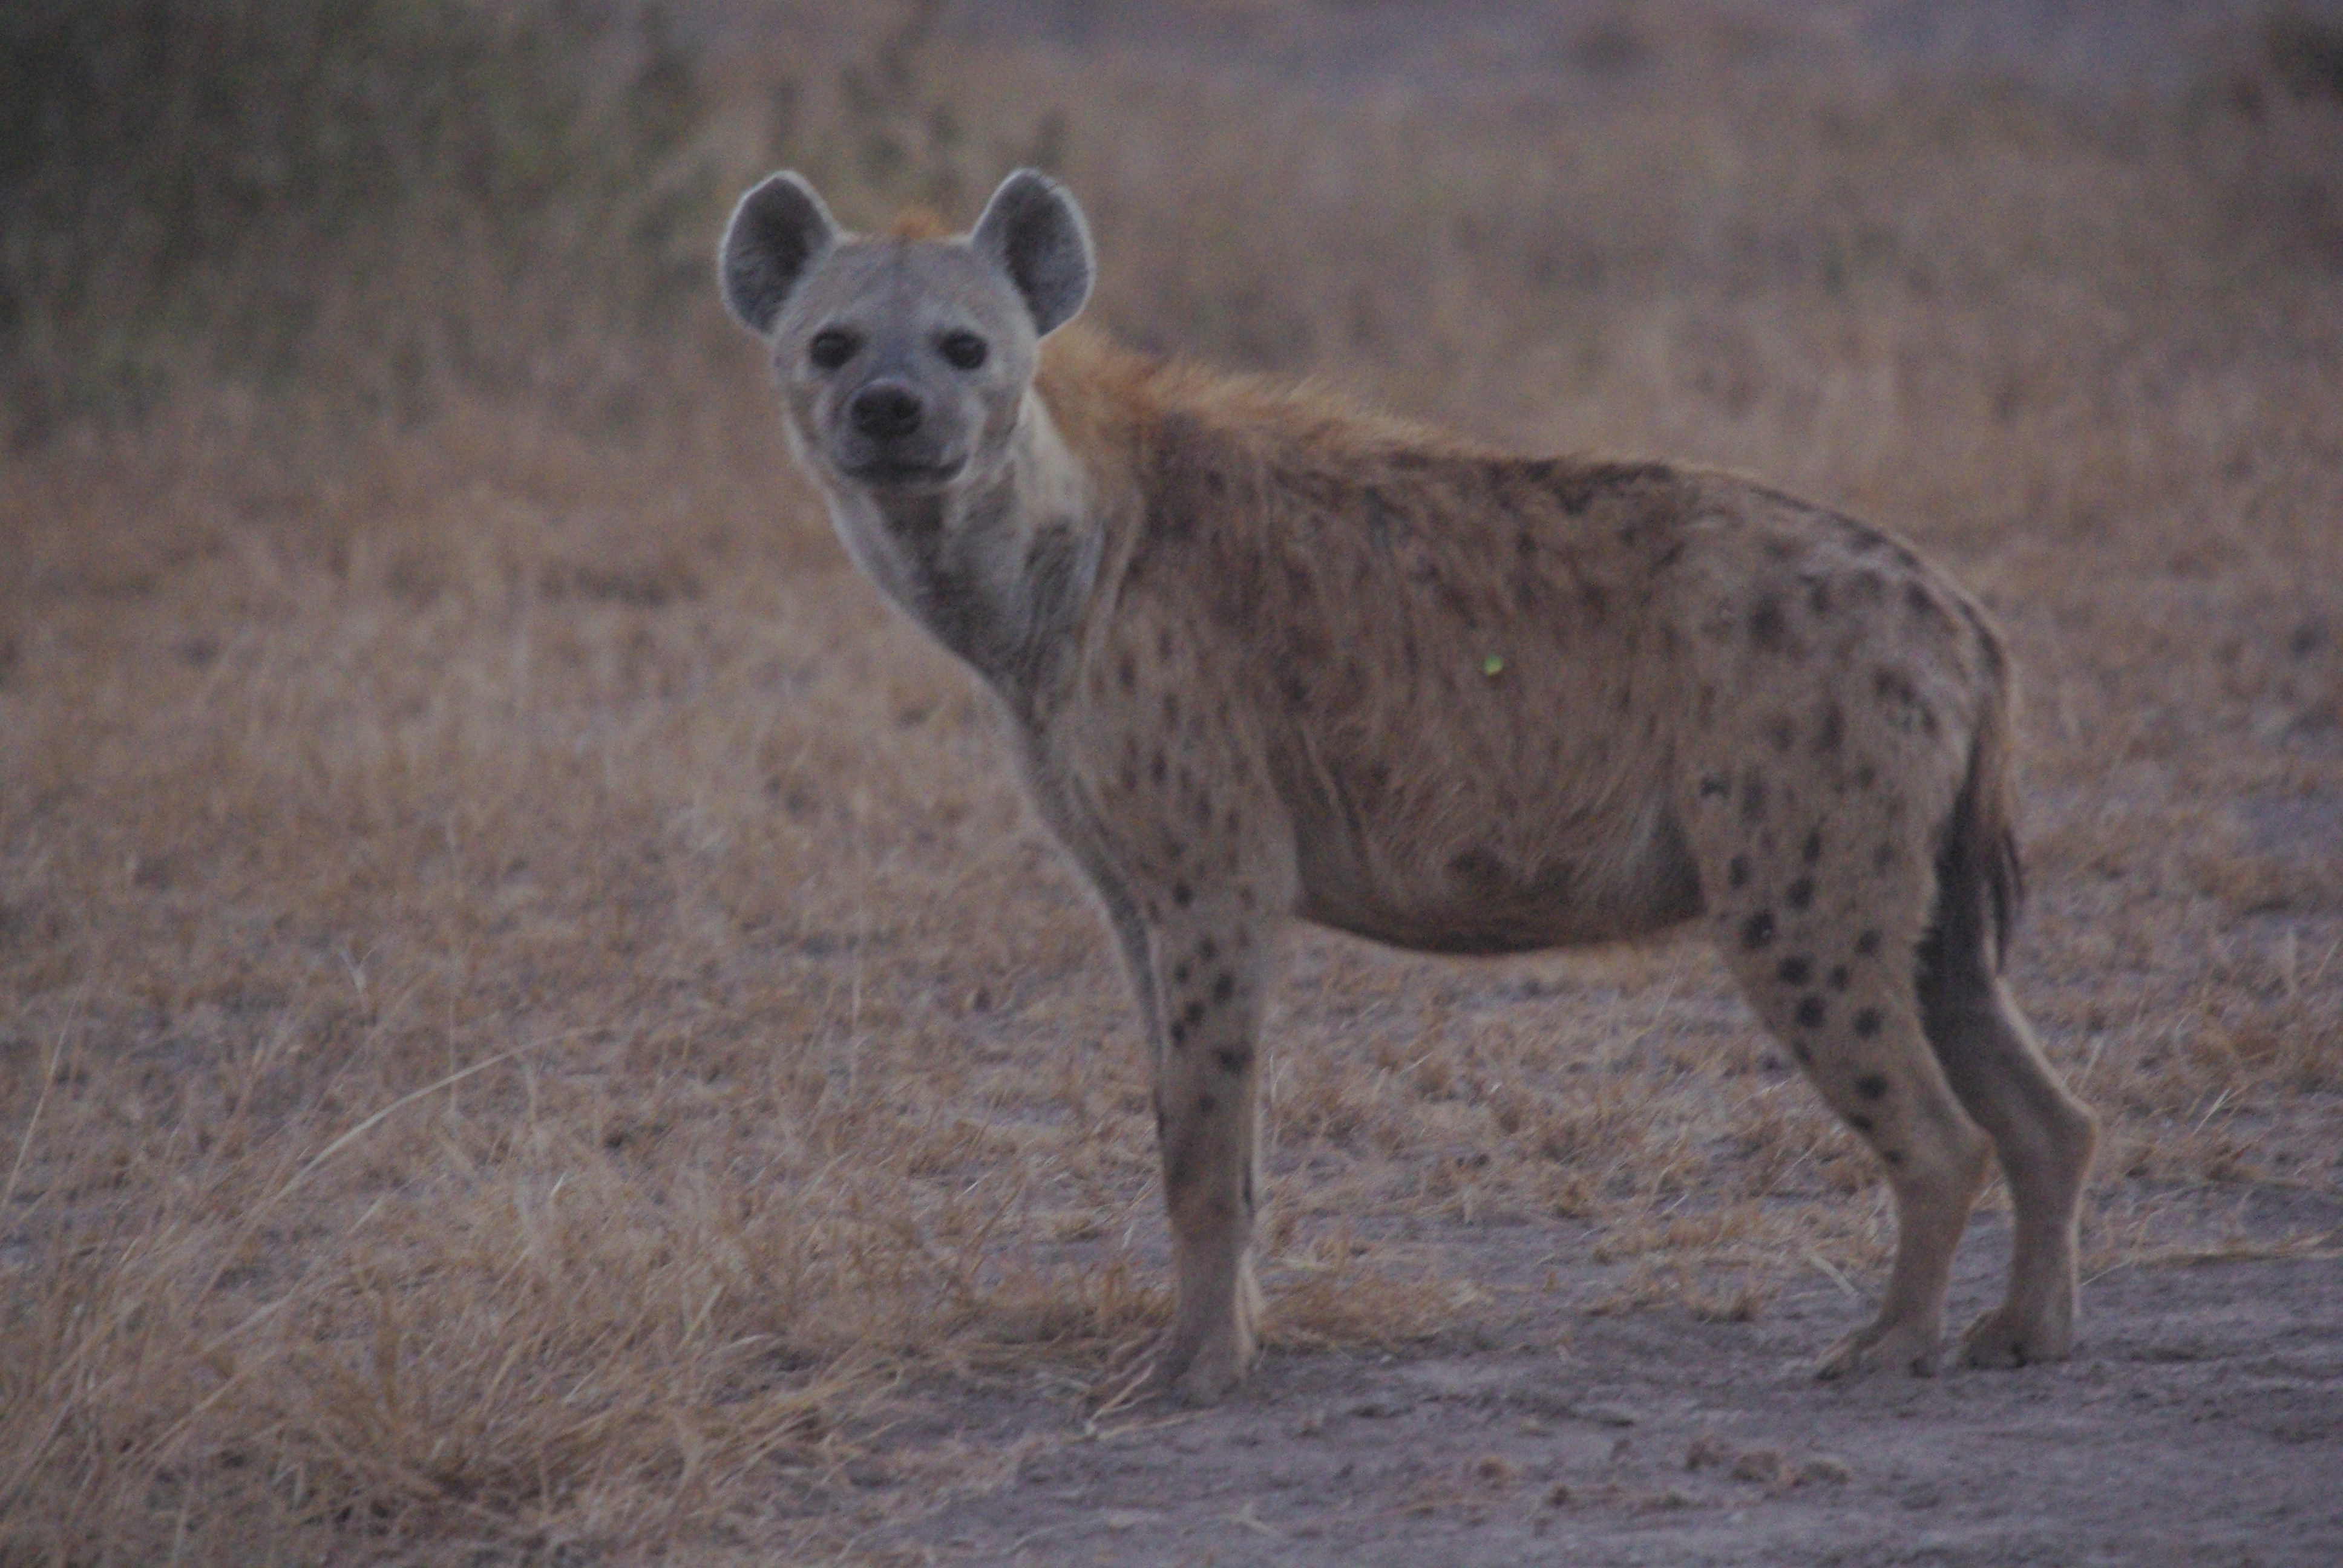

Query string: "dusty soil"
[858, 1199, 2343, 1566]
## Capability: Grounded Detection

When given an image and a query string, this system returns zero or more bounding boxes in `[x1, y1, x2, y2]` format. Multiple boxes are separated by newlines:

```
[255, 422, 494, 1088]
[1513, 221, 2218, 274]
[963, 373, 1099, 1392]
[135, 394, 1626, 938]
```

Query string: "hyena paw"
[1815, 1316, 1941, 1380]
[1959, 1304, 2074, 1370]
[1167, 1332, 1251, 1406]
[1099, 1321, 1254, 1410]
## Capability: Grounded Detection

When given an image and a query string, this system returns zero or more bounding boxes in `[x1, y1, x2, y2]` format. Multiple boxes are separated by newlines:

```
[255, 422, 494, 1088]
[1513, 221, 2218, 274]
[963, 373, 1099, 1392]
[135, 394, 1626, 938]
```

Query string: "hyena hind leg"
[1701, 824, 1992, 1377]
[1732, 952, 1993, 1378]
[1920, 957, 2099, 1369]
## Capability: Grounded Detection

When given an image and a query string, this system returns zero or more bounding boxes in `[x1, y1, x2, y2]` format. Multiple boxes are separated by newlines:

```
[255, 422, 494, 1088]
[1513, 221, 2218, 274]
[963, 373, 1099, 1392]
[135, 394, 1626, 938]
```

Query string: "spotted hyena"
[718, 169, 2099, 1403]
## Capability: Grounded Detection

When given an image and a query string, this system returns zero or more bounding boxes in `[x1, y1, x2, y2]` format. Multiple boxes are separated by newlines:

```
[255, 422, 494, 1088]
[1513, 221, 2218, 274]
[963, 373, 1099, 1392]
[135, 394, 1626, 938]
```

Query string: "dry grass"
[5, 2, 2343, 1561]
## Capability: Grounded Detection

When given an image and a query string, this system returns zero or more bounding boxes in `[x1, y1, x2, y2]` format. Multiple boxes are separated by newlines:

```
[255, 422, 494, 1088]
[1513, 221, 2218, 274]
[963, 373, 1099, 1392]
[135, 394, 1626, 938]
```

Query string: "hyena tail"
[1921, 664, 2024, 999]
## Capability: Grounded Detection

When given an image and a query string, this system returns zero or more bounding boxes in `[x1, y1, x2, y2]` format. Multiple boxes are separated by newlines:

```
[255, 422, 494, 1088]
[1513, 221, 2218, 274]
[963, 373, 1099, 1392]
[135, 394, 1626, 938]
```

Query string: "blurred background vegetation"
[5, 0, 2336, 450]
[0, 0, 1055, 443]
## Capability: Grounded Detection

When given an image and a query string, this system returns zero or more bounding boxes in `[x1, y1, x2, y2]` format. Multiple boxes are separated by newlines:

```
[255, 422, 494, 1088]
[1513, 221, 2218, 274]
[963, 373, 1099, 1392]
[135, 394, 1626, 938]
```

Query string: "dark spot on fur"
[1855, 1073, 1889, 1100]
[1149, 751, 1168, 785]
[1814, 702, 1844, 754]
[1777, 956, 1813, 985]
[1749, 594, 1789, 652]
[1168, 1020, 1187, 1048]
[1728, 855, 1751, 889]
[1855, 929, 1881, 956]
[1801, 830, 1824, 865]
[1873, 843, 1896, 872]
[1873, 665, 1919, 709]
[1198, 938, 1219, 962]
[1851, 762, 1877, 790]
[1848, 1112, 1875, 1134]
[1853, 1008, 1883, 1037]
[1193, 795, 1212, 825]
[1882, 1148, 1905, 1167]
[1182, 1000, 1207, 1030]
[1791, 1040, 1812, 1064]
[1806, 576, 1833, 617]
[1197, 1091, 1217, 1115]
[1117, 654, 1137, 690]
[1699, 774, 1731, 800]
[1173, 961, 1191, 985]
[1786, 877, 1815, 911]
[1281, 673, 1312, 710]
[1768, 714, 1795, 753]
[1827, 965, 1851, 991]
[1215, 1045, 1251, 1074]
[1212, 973, 1237, 1004]
[1904, 582, 1951, 629]
[1741, 770, 1769, 825]
[1741, 910, 1777, 950]
[1173, 882, 1194, 907]
[1795, 995, 1827, 1028]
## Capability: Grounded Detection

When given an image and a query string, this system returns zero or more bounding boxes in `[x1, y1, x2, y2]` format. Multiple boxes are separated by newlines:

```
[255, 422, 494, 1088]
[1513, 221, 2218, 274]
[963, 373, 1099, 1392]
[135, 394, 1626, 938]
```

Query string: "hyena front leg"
[1126, 889, 1274, 1404]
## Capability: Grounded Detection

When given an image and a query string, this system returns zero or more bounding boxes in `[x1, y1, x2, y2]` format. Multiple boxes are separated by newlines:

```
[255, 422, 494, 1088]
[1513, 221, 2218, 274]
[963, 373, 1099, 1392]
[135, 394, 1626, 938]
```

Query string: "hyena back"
[719, 169, 2098, 1402]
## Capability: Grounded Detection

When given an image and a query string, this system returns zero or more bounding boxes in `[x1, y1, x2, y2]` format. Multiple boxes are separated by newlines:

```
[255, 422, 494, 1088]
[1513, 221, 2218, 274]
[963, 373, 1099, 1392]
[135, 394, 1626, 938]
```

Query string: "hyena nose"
[848, 381, 925, 439]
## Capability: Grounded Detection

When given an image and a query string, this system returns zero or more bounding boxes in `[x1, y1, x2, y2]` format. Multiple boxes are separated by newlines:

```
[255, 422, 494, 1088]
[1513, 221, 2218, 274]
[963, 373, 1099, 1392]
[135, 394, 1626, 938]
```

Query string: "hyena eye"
[937, 331, 989, 371]
[807, 328, 859, 371]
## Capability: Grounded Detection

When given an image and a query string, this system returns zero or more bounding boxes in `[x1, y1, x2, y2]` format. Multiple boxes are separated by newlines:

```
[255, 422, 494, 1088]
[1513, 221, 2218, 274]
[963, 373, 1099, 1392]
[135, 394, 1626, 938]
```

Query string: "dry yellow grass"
[4, 4, 2341, 1562]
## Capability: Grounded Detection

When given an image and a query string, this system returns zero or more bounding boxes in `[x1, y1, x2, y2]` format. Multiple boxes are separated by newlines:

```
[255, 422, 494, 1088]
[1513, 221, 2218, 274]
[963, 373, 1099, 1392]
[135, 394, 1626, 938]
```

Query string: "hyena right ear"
[719, 172, 839, 336]
[971, 169, 1095, 337]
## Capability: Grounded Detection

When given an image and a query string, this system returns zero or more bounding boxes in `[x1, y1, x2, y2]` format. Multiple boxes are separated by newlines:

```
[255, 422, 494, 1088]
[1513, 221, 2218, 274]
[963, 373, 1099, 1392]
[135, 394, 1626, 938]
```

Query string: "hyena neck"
[831, 391, 1103, 717]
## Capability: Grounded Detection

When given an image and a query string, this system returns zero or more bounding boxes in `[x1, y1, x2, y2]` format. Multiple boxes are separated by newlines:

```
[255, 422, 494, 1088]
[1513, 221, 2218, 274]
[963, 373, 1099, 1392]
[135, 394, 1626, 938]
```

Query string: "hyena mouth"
[842, 456, 965, 487]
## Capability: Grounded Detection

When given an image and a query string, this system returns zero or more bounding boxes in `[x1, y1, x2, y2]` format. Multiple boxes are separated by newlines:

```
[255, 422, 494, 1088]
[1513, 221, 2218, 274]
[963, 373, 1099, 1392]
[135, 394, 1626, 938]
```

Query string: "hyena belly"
[1153, 449, 1714, 955]
[1274, 731, 1705, 957]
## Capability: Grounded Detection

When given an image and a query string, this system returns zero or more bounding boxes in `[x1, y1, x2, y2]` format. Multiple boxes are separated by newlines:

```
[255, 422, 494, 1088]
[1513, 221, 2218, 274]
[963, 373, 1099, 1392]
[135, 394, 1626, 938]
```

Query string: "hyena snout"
[848, 379, 927, 440]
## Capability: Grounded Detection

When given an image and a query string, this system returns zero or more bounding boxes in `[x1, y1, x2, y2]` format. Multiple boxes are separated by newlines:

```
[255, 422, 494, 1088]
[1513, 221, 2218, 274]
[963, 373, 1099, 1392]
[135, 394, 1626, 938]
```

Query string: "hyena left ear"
[719, 172, 839, 336]
[971, 169, 1094, 338]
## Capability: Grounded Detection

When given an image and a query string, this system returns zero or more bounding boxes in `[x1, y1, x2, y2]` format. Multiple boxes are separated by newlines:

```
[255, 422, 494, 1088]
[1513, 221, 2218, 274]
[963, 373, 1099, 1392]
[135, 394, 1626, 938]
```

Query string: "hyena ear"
[970, 169, 1094, 337]
[719, 172, 839, 336]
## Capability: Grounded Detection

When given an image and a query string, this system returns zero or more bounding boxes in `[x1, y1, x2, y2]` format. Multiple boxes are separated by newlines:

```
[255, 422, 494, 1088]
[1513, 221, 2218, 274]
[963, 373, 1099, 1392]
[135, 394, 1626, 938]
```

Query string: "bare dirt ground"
[873, 1221, 2343, 1567]
[5, 3, 2343, 1564]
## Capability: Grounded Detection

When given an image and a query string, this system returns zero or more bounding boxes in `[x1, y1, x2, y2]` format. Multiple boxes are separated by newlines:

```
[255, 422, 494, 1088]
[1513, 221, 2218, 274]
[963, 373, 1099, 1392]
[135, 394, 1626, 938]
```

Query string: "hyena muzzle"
[718, 168, 2099, 1403]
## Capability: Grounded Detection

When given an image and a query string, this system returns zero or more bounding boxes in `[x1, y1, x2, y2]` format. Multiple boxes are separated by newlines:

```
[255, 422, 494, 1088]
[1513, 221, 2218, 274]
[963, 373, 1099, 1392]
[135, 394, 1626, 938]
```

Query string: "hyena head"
[717, 169, 1093, 500]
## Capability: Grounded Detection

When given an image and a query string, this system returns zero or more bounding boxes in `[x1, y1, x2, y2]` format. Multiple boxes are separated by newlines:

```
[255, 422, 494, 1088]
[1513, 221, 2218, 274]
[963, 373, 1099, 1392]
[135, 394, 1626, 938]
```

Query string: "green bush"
[0, 0, 715, 438]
